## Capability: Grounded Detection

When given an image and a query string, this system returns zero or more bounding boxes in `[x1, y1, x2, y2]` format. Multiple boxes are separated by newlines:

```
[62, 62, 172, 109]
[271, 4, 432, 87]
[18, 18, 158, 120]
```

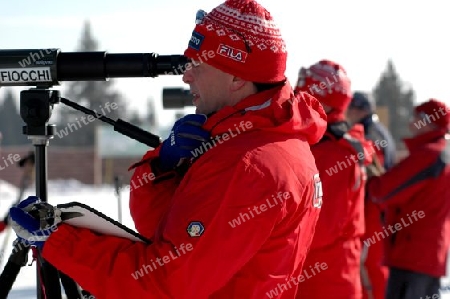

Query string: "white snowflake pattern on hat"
[203, 0, 286, 54]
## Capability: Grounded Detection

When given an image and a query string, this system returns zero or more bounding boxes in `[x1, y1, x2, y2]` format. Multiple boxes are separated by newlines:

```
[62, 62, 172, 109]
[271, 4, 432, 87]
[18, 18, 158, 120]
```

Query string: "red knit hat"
[184, 0, 287, 83]
[414, 98, 450, 130]
[295, 60, 352, 121]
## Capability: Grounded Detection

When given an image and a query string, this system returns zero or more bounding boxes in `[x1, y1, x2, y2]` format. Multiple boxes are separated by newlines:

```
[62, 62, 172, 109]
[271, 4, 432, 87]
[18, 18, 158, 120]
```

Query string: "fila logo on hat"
[217, 44, 247, 63]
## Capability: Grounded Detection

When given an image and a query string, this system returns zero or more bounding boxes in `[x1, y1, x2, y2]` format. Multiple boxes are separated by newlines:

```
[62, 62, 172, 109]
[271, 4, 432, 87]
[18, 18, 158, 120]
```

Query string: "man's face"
[346, 107, 366, 124]
[182, 60, 234, 115]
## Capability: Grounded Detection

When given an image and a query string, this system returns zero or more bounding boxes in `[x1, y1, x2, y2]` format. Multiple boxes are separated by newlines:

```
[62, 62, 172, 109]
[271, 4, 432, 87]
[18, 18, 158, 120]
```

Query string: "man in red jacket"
[8, 1, 328, 298]
[367, 98, 450, 299]
[347, 91, 396, 299]
[294, 60, 373, 299]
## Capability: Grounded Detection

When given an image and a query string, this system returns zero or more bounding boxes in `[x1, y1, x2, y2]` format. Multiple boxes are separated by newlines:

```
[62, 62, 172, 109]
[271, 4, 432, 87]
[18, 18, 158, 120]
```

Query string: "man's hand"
[159, 114, 210, 172]
[366, 154, 385, 179]
[9, 196, 62, 249]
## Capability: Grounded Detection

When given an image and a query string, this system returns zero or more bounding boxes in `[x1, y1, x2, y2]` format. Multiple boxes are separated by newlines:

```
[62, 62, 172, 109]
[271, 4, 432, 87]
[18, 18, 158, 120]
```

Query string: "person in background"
[0, 219, 5, 234]
[7, 1, 328, 298]
[367, 98, 450, 299]
[294, 60, 373, 299]
[0, 151, 34, 234]
[347, 91, 396, 299]
[347, 91, 396, 169]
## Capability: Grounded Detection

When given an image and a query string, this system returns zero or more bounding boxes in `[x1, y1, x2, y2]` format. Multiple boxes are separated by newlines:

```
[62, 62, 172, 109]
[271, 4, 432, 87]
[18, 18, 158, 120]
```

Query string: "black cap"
[350, 91, 374, 112]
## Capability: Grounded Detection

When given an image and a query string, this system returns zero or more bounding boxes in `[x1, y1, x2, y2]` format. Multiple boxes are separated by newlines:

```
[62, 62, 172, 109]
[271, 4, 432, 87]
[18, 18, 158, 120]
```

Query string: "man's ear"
[230, 76, 247, 92]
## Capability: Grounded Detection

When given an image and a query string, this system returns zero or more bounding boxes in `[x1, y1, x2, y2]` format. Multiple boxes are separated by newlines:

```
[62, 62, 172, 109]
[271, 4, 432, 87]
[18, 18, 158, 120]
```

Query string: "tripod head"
[20, 89, 59, 141]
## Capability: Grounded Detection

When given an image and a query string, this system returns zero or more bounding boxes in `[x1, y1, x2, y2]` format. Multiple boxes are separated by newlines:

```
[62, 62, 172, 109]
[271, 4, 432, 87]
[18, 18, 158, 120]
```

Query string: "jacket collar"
[203, 82, 293, 136]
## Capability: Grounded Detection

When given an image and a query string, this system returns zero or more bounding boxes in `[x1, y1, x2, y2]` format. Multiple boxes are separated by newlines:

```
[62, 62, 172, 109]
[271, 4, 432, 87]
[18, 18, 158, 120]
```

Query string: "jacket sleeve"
[367, 149, 434, 209]
[42, 159, 288, 299]
[128, 146, 181, 238]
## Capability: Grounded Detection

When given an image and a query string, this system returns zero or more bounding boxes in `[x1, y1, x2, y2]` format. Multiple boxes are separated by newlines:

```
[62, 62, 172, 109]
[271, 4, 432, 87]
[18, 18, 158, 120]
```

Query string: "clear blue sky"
[1, 0, 448, 126]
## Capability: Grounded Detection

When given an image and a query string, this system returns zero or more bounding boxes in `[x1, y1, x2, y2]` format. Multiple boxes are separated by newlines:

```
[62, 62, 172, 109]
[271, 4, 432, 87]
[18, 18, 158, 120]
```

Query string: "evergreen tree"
[127, 110, 143, 128]
[373, 60, 415, 149]
[54, 21, 127, 146]
[0, 89, 29, 145]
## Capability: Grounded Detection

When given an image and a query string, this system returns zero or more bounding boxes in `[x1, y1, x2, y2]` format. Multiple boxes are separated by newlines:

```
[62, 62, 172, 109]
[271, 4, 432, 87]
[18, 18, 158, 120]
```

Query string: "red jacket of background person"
[368, 128, 450, 278]
[311, 123, 372, 248]
[296, 122, 372, 299]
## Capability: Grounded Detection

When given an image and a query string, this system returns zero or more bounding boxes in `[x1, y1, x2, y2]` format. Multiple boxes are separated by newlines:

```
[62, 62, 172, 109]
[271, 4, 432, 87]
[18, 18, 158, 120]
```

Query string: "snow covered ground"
[1, 179, 450, 298]
[0, 179, 135, 298]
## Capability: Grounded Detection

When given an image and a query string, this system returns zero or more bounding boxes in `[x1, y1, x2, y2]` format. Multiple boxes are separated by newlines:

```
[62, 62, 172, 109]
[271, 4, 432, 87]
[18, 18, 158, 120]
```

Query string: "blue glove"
[159, 114, 210, 172]
[9, 196, 62, 249]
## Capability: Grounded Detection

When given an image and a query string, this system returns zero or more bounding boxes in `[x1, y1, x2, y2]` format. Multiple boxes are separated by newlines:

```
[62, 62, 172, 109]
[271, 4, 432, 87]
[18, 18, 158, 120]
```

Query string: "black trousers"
[385, 267, 441, 299]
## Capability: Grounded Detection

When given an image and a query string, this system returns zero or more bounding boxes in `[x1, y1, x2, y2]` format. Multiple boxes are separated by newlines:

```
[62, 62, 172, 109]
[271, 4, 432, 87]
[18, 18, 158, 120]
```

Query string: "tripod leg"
[33, 143, 87, 299]
[0, 226, 13, 267]
[0, 240, 30, 299]
[32, 142, 63, 299]
[59, 270, 88, 299]
[37, 253, 63, 299]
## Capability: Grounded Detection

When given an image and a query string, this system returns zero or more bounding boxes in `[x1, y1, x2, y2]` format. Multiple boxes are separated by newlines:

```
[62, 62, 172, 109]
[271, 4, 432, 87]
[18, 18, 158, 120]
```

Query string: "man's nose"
[182, 64, 193, 83]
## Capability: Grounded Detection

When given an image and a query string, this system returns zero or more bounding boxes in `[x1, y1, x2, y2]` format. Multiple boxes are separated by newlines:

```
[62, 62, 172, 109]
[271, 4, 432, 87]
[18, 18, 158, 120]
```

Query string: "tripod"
[0, 89, 91, 299]
[0, 87, 161, 298]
